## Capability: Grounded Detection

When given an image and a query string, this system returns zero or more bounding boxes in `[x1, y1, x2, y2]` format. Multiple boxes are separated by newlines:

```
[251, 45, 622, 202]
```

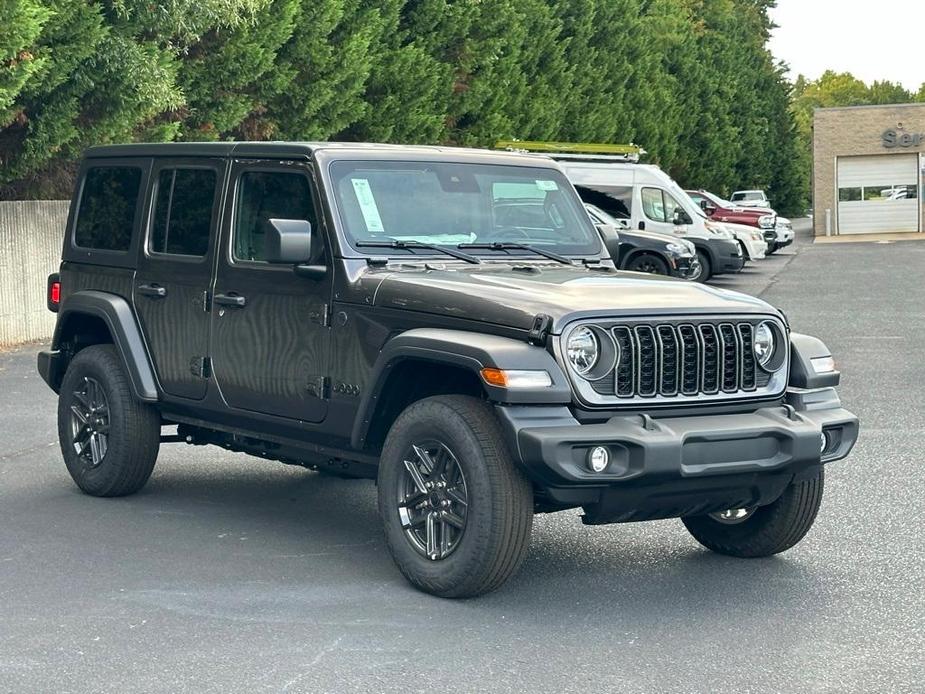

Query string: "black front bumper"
[496, 389, 858, 524]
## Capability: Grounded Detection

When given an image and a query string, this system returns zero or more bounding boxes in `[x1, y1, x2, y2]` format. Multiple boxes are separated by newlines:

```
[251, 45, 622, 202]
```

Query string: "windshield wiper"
[457, 242, 573, 265]
[356, 240, 480, 264]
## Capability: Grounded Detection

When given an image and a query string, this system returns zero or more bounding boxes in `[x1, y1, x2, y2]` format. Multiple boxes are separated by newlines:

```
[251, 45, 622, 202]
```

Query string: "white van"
[556, 160, 745, 282]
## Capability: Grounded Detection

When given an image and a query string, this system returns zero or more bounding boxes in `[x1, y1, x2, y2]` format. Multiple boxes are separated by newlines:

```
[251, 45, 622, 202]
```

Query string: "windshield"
[329, 160, 602, 256]
[734, 191, 764, 201]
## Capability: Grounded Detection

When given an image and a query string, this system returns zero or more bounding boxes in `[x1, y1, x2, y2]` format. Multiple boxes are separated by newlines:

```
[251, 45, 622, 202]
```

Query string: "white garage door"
[837, 154, 920, 234]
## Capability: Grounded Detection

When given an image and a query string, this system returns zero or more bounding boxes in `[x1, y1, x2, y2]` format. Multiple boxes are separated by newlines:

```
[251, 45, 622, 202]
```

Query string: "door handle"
[214, 292, 246, 308]
[638, 221, 646, 231]
[137, 283, 167, 298]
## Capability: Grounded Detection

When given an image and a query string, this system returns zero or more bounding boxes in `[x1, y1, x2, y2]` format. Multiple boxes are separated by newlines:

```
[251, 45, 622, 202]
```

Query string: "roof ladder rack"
[494, 140, 647, 163]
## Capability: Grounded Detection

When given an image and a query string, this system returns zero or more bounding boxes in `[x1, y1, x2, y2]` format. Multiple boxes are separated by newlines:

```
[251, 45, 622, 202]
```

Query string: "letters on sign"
[882, 129, 924, 149]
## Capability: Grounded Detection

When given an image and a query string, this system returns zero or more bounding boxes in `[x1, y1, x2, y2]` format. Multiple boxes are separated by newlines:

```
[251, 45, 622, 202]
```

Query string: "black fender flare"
[690, 239, 720, 270]
[52, 291, 159, 402]
[789, 332, 840, 389]
[350, 328, 572, 450]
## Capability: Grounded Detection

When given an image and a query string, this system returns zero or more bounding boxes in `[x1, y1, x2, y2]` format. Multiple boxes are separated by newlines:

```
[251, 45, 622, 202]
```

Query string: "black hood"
[362, 261, 778, 333]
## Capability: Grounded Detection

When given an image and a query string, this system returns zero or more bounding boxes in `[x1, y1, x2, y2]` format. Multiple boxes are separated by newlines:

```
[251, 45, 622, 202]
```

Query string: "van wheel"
[682, 469, 824, 557]
[692, 250, 712, 282]
[626, 253, 669, 276]
[377, 395, 533, 598]
[57, 345, 160, 497]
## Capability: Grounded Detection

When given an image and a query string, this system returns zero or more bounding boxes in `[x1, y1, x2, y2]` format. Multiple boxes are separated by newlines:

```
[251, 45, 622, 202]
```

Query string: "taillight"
[47, 273, 61, 312]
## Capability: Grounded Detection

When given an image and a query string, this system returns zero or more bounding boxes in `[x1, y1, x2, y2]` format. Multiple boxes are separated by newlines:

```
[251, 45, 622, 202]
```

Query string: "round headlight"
[753, 321, 775, 367]
[566, 326, 599, 377]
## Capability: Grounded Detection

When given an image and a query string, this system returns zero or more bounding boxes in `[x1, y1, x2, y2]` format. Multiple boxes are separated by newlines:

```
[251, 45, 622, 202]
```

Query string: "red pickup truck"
[686, 190, 776, 231]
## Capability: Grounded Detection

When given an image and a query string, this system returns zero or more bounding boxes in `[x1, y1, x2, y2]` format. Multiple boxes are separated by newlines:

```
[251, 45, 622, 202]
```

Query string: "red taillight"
[47, 273, 61, 312]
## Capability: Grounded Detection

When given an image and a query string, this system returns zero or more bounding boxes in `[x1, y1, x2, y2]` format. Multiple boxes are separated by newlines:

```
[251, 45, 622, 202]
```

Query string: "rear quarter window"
[74, 166, 143, 252]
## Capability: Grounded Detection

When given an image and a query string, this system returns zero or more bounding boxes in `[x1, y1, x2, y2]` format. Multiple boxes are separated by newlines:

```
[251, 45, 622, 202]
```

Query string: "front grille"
[585, 318, 777, 403]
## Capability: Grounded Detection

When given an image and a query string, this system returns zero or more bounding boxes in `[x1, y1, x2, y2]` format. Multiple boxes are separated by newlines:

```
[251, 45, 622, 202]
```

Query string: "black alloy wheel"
[397, 441, 469, 561]
[69, 376, 111, 467]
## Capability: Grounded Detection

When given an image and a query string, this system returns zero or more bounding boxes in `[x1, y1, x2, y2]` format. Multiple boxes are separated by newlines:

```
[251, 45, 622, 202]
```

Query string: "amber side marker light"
[480, 368, 552, 389]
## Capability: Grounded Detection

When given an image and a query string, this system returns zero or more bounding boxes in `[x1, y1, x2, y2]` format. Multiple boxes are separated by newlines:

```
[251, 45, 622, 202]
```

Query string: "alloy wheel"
[69, 376, 110, 467]
[709, 507, 757, 524]
[397, 441, 468, 561]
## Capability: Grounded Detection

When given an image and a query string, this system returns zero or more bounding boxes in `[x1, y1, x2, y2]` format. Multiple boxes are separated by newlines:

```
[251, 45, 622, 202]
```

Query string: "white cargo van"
[556, 160, 745, 282]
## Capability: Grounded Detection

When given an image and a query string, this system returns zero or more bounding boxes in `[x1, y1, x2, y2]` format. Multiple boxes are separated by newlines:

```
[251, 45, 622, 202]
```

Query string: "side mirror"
[673, 208, 691, 226]
[595, 223, 621, 241]
[265, 218, 327, 279]
[699, 200, 716, 215]
[265, 218, 313, 264]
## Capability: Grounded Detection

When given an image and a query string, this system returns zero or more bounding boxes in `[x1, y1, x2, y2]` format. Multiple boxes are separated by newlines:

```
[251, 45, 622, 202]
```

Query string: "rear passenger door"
[134, 158, 227, 400]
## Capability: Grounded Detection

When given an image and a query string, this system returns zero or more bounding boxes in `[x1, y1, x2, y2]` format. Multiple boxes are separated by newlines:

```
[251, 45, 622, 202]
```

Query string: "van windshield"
[329, 160, 601, 257]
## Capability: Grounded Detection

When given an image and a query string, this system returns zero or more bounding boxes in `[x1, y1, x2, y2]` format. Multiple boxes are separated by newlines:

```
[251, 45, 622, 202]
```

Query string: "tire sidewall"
[377, 399, 508, 593]
[628, 253, 669, 276]
[694, 250, 712, 282]
[58, 346, 139, 495]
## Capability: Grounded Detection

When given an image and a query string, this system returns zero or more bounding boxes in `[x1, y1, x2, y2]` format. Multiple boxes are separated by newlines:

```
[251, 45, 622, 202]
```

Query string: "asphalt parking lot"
[1, 220, 923, 693]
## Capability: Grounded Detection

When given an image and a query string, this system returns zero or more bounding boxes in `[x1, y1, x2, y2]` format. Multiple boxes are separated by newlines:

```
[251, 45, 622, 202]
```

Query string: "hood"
[366, 262, 777, 333]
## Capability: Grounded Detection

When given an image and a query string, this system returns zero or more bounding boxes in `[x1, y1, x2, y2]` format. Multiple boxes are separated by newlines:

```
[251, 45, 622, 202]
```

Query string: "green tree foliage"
[1, 0, 820, 214]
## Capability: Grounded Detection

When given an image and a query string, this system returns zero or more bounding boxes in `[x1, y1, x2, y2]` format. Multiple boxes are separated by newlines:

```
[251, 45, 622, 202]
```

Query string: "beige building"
[813, 103, 925, 237]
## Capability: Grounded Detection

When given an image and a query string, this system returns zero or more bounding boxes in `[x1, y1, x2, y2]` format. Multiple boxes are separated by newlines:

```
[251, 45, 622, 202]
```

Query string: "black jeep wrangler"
[38, 142, 858, 598]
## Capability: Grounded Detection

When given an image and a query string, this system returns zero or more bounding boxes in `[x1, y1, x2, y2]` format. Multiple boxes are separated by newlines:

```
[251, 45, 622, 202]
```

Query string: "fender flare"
[350, 328, 572, 450]
[53, 290, 159, 402]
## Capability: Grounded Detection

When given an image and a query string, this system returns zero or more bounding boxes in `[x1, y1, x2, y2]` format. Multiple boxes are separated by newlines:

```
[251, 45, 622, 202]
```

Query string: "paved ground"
[1, 221, 923, 693]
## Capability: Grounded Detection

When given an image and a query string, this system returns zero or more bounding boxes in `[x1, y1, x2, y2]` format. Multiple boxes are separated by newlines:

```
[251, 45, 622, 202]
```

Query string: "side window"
[641, 187, 666, 222]
[150, 168, 216, 257]
[74, 166, 143, 251]
[234, 171, 315, 263]
[574, 185, 633, 219]
[663, 191, 685, 221]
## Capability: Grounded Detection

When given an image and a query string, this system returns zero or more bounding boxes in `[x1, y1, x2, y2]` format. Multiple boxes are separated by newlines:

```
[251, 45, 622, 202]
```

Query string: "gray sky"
[768, 1, 924, 90]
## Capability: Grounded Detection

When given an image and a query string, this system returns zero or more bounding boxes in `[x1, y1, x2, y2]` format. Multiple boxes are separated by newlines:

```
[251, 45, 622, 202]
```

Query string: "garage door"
[837, 154, 920, 234]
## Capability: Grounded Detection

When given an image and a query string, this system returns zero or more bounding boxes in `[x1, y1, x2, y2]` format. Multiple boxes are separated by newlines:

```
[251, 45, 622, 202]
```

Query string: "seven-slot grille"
[594, 321, 768, 399]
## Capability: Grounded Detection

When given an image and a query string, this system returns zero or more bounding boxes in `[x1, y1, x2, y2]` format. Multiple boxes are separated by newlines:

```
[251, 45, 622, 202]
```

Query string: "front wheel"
[681, 469, 824, 557]
[377, 395, 533, 598]
[691, 250, 712, 283]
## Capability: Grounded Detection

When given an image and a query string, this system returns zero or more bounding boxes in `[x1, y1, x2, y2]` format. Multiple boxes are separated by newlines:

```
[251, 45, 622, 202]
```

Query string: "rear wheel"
[625, 253, 670, 276]
[682, 469, 824, 557]
[58, 345, 161, 497]
[377, 395, 533, 598]
[691, 250, 712, 282]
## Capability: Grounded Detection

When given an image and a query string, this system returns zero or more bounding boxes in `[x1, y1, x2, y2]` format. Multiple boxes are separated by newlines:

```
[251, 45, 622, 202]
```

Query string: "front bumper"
[497, 388, 858, 524]
[671, 254, 698, 279]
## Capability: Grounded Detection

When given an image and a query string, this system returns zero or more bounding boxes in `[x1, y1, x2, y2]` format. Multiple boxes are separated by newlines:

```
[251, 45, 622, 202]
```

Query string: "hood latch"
[528, 314, 553, 346]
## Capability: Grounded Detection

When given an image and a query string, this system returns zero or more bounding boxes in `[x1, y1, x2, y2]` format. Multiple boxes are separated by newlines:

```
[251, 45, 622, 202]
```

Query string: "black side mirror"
[699, 200, 716, 215]
[265, 219, 327, 279]
[594, 223, 621, 242]
[673, 208, 692, 226]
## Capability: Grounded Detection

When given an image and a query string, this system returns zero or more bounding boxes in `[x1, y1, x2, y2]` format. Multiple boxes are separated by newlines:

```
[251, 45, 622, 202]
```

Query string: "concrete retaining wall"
[0, 200, 69, 347]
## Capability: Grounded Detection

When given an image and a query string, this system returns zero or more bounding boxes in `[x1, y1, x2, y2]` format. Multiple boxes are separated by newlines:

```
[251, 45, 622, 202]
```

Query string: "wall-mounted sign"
[882, 129, 923, 148]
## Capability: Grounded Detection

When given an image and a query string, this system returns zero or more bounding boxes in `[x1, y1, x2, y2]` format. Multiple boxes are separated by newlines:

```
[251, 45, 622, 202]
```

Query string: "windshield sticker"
[536, 179, 559, 191]
[351, 178, 385, 233]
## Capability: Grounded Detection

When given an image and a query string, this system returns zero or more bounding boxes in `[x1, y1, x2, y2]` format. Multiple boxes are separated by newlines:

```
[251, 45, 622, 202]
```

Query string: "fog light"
[588, 446, 610, 473]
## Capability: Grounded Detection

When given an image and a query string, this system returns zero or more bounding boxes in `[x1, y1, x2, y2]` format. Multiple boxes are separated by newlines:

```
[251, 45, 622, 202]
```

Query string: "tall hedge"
[0, 0, 807, 214]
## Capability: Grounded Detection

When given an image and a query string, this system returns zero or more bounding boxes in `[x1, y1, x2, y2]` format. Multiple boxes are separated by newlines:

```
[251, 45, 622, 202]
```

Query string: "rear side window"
[150, 168, 217, 257]
[234, 171, 315, 262]
[574, 185, 633, 219]
[74, 167, 143, 251]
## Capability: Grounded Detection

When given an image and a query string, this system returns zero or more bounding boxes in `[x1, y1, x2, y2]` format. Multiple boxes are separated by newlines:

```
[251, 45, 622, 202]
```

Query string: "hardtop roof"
[83, 141, 561, 168]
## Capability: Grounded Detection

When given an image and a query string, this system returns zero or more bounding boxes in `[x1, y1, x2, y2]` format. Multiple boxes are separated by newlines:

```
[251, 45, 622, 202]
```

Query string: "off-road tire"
[58, 345, 161, 497]
[682, 469, 824, 557]
[377, 395, 533, 598]
[694, 250, 712, 282]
